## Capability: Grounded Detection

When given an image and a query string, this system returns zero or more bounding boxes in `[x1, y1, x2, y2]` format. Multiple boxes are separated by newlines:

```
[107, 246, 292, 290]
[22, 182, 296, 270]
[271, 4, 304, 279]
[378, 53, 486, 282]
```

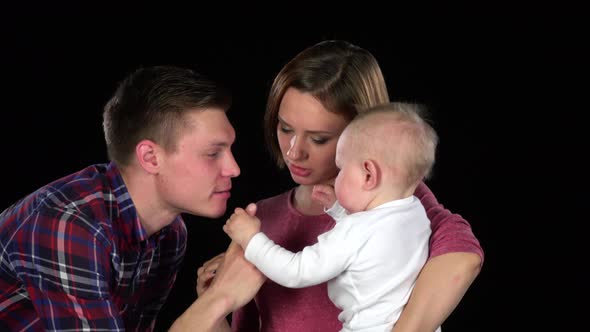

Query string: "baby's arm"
[226, 200, 354, 289]
[313, 184, 348, 220]
[312, 184, 337, 209]
[223, 203, 261, 249]
[245, 225, 353, 288]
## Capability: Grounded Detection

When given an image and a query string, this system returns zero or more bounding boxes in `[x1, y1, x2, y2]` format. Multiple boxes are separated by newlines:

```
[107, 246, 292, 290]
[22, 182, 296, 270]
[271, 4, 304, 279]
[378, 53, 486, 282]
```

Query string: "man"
[0, 66, 264, 331]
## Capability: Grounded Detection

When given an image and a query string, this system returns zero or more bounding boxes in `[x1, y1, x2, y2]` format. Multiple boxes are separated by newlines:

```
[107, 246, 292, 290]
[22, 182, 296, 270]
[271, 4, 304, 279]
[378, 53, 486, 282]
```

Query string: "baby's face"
[334, 132, 367, 213]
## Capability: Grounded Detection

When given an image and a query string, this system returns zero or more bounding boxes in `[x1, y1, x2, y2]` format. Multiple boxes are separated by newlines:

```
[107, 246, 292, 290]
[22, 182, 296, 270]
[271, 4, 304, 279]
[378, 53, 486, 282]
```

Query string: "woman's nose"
[286, 135, 306, 160]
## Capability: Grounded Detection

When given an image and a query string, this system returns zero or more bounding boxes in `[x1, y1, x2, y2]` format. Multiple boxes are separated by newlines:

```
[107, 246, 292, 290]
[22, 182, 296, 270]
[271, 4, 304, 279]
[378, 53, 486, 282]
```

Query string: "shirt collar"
[106, 162, 150, 244]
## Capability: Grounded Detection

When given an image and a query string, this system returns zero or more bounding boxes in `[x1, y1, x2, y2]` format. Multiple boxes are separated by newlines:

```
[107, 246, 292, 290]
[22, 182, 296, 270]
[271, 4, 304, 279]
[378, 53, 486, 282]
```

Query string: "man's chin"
[202, 209, 226, 219]
[186, 206, 227, 219]
[206, 206, 228, 219]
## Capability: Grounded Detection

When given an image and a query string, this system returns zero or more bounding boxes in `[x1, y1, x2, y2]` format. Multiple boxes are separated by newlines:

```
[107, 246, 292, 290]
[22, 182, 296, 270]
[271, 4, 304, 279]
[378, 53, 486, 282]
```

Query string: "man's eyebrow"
[278, 116, 337, 135]
[207, 141, 231, 148]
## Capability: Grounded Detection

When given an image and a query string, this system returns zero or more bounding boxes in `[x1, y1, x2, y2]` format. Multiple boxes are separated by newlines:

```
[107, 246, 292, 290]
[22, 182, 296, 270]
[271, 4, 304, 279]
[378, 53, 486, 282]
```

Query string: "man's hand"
[197, 203, 259, 297]
[196, 252, 225, 297]
[209, 241, 266, 312]
[170, 241, 266, 332]
[223, 203, 261, 249]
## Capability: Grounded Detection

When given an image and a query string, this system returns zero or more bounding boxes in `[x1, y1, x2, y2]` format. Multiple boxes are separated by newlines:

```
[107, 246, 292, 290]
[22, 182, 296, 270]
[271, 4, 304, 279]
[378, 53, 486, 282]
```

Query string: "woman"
[199, 40, 483, 332]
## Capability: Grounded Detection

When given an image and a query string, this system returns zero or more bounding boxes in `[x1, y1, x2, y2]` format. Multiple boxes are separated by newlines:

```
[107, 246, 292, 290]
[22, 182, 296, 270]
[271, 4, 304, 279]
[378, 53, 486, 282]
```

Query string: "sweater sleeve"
[415, 182, 484, 265]
[231, 300, 260, 332]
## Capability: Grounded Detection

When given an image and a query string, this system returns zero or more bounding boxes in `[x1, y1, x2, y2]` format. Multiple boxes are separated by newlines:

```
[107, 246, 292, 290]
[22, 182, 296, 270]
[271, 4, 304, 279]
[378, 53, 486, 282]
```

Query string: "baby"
[224, 102, 439, 331]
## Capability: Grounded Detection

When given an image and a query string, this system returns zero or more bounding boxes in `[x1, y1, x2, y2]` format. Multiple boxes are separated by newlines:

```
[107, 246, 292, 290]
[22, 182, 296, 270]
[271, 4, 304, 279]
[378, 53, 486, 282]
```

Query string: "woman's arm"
[392, 182, 484, 331]
[392, 252, 481, 331]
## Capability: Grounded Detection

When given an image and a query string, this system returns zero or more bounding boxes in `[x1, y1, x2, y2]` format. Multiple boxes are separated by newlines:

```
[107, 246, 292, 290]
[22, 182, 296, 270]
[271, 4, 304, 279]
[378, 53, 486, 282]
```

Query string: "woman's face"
[277, 88, 350, 186]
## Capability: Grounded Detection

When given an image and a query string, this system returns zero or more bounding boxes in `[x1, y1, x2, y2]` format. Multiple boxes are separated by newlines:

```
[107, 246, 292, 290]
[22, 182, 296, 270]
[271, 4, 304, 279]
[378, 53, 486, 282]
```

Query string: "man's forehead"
[205, 139, 232, 147]
[196, 125, 235, 145]
[179, 113, 235, 147]
[186, 108, 228, 125]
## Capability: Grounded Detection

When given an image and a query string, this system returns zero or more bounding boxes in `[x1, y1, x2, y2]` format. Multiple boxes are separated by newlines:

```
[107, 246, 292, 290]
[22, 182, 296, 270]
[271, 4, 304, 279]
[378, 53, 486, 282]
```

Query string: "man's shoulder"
[1, 164, 115, 237]
[37, 164, 114, 212]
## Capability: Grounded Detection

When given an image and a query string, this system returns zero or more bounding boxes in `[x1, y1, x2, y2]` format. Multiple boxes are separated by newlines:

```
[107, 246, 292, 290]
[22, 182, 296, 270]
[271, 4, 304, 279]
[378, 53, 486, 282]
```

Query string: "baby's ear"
[362, 159, 380, 191]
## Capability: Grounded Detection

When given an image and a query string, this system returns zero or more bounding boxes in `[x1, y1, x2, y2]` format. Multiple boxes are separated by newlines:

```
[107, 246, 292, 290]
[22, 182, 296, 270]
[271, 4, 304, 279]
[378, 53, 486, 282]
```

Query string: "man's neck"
[120, 166, 178, 237]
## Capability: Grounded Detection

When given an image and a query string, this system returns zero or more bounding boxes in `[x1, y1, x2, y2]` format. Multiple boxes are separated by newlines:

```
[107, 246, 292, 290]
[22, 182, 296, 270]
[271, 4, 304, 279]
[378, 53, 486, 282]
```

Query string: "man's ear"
[362, 159, 380, 191]
[136, 139, 160, 174]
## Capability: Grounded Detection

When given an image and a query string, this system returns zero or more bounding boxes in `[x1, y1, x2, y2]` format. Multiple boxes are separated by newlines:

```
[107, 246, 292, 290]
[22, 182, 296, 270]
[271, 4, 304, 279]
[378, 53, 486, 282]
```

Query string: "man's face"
[157, 109, 240, 218]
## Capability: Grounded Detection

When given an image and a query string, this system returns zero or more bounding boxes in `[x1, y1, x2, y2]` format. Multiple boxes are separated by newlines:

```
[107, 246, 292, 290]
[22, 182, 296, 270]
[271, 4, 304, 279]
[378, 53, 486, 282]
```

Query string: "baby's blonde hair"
[344, 102, 438, 186]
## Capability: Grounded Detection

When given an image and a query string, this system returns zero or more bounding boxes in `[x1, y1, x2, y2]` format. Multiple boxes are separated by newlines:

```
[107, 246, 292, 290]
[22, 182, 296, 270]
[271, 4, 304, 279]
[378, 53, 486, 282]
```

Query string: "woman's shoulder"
[256, 189, 293, 214]
[256, 188, 294, 209]
[255, 189, 294, 232]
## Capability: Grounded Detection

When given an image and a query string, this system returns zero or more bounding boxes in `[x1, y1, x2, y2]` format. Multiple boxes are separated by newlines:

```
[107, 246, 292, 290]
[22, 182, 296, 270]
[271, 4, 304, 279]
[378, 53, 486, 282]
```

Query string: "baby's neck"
[366, 184, 417, 211]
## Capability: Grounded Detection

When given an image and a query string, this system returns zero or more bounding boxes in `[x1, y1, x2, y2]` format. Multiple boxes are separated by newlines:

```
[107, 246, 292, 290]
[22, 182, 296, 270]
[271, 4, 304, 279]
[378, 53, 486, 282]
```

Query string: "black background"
[2, 5, 586, 331]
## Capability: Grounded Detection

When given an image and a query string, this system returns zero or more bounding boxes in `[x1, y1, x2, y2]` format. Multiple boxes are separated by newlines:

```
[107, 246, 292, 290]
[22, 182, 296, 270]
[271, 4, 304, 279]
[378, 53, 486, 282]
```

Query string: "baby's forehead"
[347, 115, 400, 139]
[343, 117, 409, 152]
[358, 111, 404, 127]
[338, 128, 371, 153]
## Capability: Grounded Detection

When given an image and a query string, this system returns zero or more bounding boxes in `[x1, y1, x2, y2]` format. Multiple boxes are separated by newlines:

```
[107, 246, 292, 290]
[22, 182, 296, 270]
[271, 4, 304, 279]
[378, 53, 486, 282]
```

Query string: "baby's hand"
[312, 184, 337, 210]
[223, 203, 261, 249]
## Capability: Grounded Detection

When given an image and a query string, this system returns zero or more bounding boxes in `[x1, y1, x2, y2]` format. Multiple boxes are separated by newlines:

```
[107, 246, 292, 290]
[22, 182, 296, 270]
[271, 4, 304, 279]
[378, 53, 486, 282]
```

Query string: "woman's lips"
[288, 164, 311, 177]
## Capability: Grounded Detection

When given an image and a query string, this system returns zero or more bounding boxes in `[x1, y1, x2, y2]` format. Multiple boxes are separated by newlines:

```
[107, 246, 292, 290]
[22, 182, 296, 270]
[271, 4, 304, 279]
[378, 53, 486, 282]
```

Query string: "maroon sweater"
[232, 182, 483, 332]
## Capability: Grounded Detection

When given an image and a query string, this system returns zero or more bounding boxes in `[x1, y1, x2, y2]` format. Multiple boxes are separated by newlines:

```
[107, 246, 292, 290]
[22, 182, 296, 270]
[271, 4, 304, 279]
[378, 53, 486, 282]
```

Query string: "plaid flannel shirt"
[0, 163, 187, 331]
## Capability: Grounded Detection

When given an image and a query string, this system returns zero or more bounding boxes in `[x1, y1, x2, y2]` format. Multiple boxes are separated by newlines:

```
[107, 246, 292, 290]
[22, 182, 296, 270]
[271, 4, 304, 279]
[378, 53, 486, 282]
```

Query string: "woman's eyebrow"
[278, 116, 337, 135]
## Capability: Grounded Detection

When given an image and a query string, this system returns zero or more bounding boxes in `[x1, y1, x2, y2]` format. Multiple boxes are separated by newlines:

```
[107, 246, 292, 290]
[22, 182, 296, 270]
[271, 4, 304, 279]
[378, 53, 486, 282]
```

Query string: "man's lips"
[213, 187, 232, 198]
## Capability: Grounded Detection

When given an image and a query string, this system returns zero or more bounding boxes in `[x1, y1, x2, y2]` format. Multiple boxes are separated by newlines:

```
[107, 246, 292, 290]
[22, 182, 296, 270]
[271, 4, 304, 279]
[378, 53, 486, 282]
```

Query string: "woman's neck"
[293, 185, 327, 216]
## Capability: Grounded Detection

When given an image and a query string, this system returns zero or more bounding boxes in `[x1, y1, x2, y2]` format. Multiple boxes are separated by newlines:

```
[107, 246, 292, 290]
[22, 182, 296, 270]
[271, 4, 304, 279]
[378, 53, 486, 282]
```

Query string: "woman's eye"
[279, 126, 292, 133]
[312, 137, 328, 144]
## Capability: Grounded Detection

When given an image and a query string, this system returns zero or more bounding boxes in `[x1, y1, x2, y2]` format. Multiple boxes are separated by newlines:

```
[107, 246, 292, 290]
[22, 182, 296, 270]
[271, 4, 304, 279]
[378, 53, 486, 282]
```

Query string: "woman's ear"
[362, 159, 380, 191]
[136, 139, 160, 174]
